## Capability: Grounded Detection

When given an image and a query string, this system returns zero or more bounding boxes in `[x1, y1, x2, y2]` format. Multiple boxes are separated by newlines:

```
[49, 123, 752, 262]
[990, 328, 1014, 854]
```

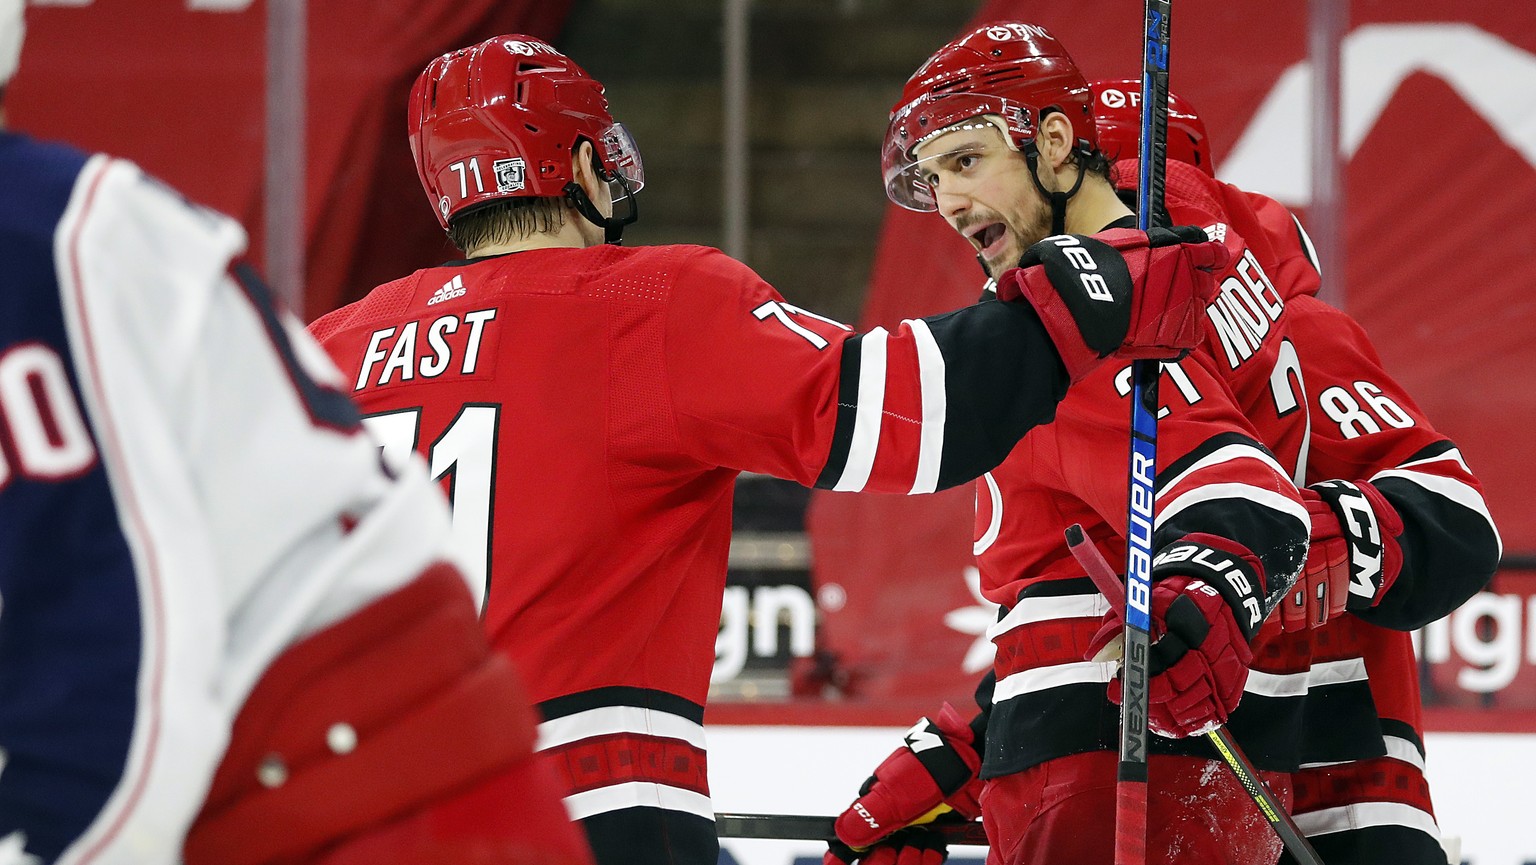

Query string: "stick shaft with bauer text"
[1066, 525, 1325, 865]
[1115, 3, 1176, 861]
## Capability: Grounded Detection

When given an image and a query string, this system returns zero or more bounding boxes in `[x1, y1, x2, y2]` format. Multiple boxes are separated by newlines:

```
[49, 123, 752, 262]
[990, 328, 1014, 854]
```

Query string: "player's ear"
[570, 139, 611, 216]
[1037, 112, 1077, 172]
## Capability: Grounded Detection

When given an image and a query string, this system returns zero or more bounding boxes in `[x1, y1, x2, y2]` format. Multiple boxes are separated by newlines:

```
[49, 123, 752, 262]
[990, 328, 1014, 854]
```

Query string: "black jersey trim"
[814, 334, 863, 489]
[1378, 718, 1425, 758]
[1292, 825, 1445, 865]
[538, 686, 705, 724]
[928, 300, 1068, 490]
[1156, 431, 1276, 494]
[580, 807, 718, 865]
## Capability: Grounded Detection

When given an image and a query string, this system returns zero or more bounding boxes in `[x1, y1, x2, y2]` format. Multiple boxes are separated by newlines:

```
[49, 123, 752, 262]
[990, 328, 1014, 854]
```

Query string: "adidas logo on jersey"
[427, 275, 466, 306]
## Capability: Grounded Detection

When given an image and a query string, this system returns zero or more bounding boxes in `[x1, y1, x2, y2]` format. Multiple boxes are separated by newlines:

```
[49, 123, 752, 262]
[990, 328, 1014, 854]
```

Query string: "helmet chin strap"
[1021, 141, 1088, 237]
[564, 168, 639, 245]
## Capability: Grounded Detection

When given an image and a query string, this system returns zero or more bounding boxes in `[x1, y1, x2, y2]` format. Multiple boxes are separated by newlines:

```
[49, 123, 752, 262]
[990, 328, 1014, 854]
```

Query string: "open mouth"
[968, 222, 1008, 258]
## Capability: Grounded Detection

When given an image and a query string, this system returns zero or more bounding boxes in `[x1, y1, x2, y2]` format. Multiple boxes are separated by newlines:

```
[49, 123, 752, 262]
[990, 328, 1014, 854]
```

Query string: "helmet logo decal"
[439, 196, 451, 219]
[984, 22, 1052, 42]
[504, 40, 561, 58]
[493, 158, 528, 193]
[1100, 88, 1129, 109]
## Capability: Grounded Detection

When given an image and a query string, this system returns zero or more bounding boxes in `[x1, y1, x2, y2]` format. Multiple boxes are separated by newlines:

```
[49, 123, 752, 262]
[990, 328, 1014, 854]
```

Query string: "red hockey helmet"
[882, 22, 1096, 211]
[1089, 79, 1213, 177]
[408, 35, 644, 232]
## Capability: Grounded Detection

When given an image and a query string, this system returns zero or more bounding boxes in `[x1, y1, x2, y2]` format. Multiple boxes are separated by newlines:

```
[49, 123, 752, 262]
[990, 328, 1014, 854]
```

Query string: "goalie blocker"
[185, 567, 591, 865]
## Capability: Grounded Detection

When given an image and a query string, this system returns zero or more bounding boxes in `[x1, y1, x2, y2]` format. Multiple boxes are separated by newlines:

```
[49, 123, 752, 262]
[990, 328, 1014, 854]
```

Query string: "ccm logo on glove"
[1315, 481, 1386, 600]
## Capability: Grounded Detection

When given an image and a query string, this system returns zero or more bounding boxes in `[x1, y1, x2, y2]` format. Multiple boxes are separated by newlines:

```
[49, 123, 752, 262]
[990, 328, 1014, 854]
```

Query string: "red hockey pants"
[980, 750, 1291, 865]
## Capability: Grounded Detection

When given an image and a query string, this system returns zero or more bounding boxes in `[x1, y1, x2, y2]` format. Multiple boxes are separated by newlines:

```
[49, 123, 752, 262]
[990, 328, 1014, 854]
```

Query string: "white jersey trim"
[1157, 482, 1310, 532]
[1294, 801, 1439, 840]
[563, 782, 715, 822]
[993, 661, 1116, 704]
[1371, 464, 1503, 557]
[987, 593, 1110, 641]
[833, 327, 888, 492]
[535, 705, 708, 751]
[1155, 443, 1290, 501]
[1245, 657, 1367, 700]
[1299, 733, 1426, 772]
[906, 318, 946, 496]
[53, 155, 221, 865]
[973, 472, 1003, 556]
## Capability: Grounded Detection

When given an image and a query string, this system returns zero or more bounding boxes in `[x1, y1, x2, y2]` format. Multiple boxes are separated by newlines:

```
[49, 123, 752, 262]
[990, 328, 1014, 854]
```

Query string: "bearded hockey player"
[1090, 77, 1501, 865]
[824, 40, 1502, 864]
[0, 4, 591, 863]
[308, 33, 1229, 865]
[830, 22, 1314, 865]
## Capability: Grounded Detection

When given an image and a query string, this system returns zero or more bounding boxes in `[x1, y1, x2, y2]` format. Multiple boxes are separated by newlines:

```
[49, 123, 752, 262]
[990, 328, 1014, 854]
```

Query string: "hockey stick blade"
[714, 813, 989, 846]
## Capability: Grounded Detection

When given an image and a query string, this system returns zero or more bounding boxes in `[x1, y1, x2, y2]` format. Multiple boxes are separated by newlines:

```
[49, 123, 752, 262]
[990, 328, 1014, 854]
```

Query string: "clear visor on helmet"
[881, 92, 1034, 211]
[597, 121, 645, 200]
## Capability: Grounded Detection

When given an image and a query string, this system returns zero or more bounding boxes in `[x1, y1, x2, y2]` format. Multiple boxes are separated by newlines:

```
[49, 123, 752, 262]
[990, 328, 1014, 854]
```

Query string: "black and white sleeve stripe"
[1153, 431, 1310, 605]
[1361, 441, 1502, 630]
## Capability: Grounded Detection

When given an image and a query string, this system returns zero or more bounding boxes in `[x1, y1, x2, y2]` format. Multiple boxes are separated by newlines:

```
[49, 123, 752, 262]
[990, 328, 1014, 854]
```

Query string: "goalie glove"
[1087, 536, 1269, 739]
[994, 226, 1227, 382]
[829, 704, 984, 854]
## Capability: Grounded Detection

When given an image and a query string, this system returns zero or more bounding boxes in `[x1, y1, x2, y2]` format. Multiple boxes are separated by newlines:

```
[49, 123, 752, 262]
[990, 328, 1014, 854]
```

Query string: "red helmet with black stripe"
[882, 22, 1096, 212]
[1089, 79, 1213, 176]
[408, 35, 644, 238]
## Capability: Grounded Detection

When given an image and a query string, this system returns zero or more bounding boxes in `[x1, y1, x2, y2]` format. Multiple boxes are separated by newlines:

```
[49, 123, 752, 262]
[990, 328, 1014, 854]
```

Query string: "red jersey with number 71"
[310, 240, 1072, 833]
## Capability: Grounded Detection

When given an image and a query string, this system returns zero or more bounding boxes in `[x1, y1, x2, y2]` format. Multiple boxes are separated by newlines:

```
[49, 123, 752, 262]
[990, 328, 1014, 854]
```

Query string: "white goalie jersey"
[0, 132, 466, 863]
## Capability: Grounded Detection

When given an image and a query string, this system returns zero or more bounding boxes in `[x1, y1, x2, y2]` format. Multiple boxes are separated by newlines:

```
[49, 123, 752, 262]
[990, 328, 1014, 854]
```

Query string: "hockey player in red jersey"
[825, 57, 1502, 865]
[831, 23, 1316, 865]
[1090, 78, 1500, 864]
[0, 6, 590, 863]
[307, 34, 1228, 865]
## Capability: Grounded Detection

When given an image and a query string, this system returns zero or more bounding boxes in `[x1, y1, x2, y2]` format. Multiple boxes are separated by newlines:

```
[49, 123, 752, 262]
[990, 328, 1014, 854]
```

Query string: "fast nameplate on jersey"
[355, 309, 497, 391]
[1205, 235, 1286, 370]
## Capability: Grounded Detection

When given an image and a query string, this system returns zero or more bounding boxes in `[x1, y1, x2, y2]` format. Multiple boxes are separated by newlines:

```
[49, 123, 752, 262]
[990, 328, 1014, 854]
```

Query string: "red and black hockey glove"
[1277, 491, 1353, 632]
[826, 705, 983, 862]
[1277, 480, 1404, 633]
[825, 824, 952, 865]
[993, 226, 1227, 382]
[1088, 537, 1268, 739]
[1306, 480, 1404, 612]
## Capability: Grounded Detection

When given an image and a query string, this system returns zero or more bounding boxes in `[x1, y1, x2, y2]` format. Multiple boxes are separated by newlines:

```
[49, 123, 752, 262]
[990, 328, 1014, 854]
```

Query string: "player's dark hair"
[1071, 146, 1112, 183]
[446, 196, 570, 253]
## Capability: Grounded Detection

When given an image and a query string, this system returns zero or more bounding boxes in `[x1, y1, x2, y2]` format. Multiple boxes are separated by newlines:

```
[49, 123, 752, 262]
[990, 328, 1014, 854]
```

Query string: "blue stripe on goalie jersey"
[230, 262, 362, 434]
[0, 133, 144, 861]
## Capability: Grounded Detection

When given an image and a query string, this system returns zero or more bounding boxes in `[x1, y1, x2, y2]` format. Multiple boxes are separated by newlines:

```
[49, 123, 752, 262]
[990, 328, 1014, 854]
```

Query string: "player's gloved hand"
[1278, 491, 1353, 632]
[1306, 480, 1404, 613]
[825, 825, 950, 865]
[1087, 536, 1267, 738]
[994, 225, 1227, 382]
[828, 705, 984, 855]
